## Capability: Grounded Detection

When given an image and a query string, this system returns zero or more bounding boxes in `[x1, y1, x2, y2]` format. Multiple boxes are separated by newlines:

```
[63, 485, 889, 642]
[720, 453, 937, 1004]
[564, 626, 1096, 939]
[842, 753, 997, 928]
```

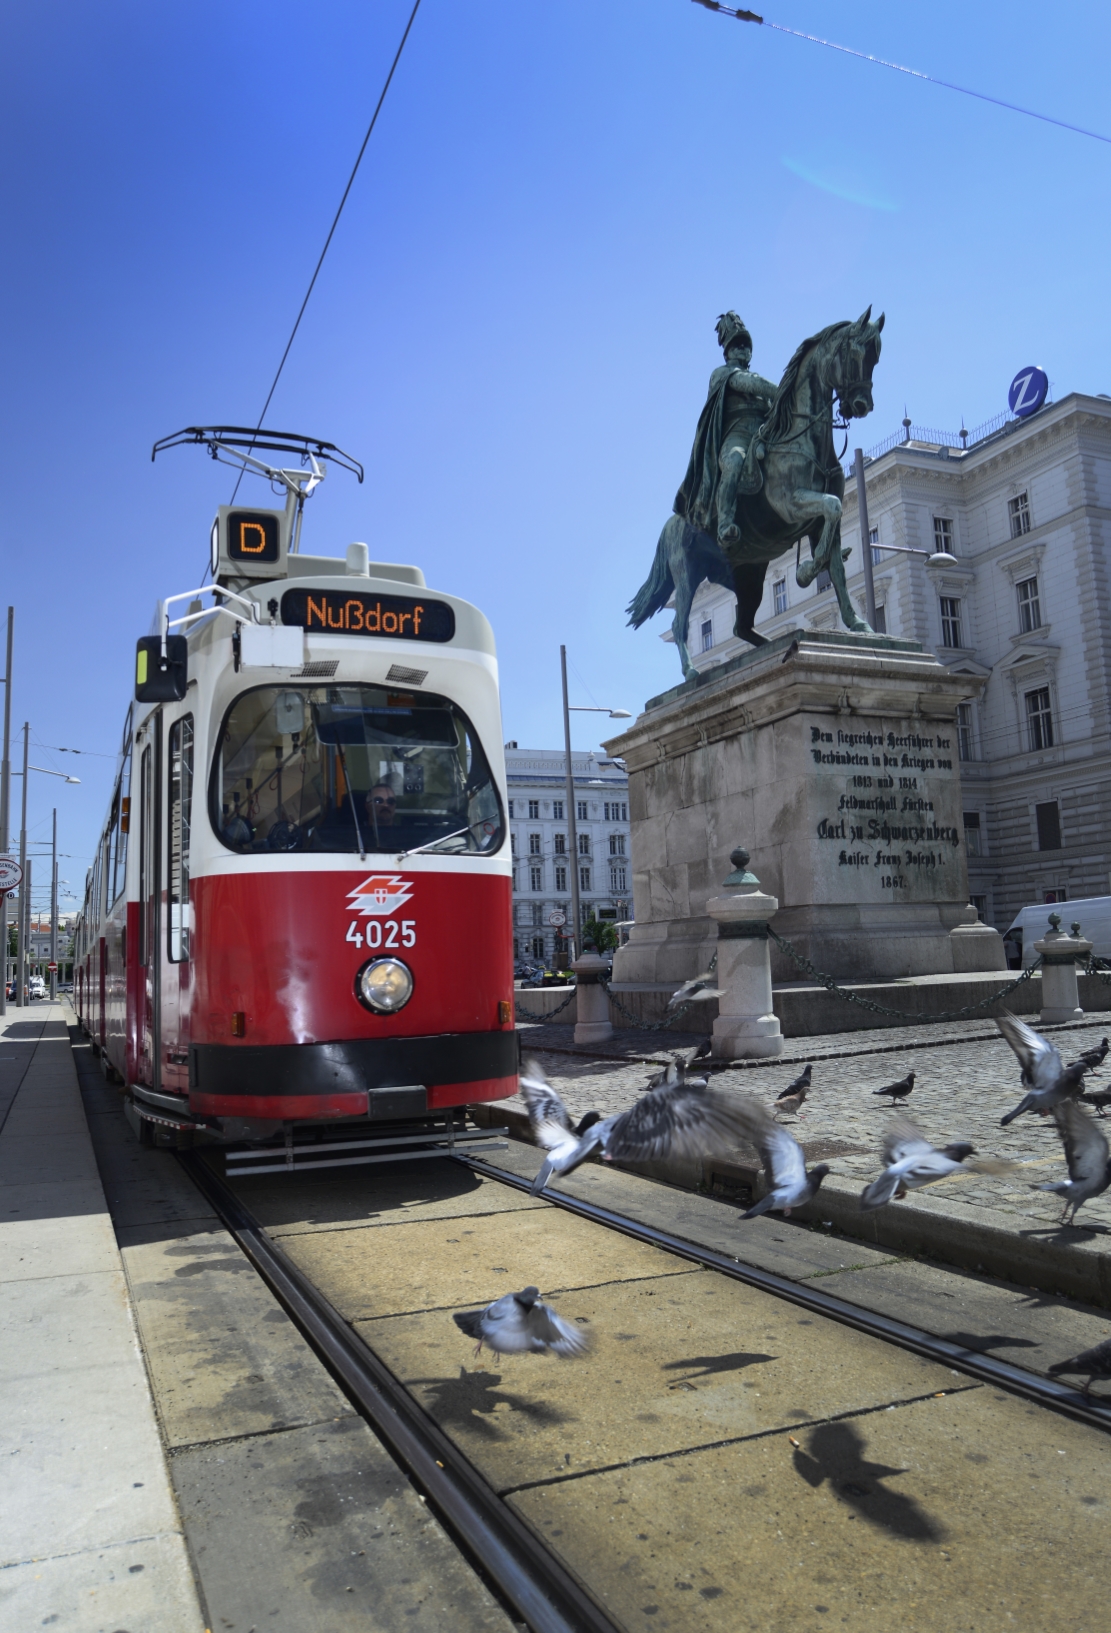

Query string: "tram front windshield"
[212, 684, 504, 855]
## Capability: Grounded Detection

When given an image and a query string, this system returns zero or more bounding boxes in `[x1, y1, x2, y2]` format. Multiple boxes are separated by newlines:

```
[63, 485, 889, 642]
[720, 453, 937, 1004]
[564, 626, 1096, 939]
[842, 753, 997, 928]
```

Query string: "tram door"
[138, 717, 162, 1089]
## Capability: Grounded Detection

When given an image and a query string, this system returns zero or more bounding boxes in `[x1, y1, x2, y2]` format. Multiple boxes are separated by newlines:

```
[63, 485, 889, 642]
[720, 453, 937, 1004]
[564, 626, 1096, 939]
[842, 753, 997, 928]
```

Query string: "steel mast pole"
[560, 645, 581, 962]
[50, 808, 57, 1003]
[854, 448, 877, 631]
[16, 722, 28, 1007]
[0, 607, 12, 1014]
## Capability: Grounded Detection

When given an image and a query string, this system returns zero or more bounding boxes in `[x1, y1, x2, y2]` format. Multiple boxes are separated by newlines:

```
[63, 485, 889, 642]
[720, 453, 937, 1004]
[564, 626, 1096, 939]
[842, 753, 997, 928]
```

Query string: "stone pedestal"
[1035, 923, 1092, 1024]
[604, 630, 1006, 986]
[707, 855, 784, 1060]
[572, 951, 613, 1044]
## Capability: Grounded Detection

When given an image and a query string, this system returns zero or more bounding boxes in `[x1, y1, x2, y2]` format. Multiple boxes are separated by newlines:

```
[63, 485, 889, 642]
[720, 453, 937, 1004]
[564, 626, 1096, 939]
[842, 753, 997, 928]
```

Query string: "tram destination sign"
[281, 589, 455, 643]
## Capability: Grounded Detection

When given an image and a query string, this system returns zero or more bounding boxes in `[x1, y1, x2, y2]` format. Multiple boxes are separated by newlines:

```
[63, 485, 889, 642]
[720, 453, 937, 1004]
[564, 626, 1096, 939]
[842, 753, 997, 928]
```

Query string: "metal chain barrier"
[513, 984, 580, 1023]
[1082, 955, 1111, 988]
[600, 949, 717, 1034]
[766, 927, 1042, 1023]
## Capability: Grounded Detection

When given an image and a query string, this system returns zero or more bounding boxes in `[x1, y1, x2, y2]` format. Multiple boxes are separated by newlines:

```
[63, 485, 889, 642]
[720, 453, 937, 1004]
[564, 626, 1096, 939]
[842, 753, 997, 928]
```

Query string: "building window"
[553, 799, 563, 819]
[531, 935, 545, 959]
[610, 866, 627, 893]
[511, 867, 518, 889]
[1025, 688, 1054, 751]
[869, 526, 882, 566]
[970, 895, 987, 920]
[1044, 888, 1067, 904]
[554, 832, 566, 854]
[578, 832, 590, 855]
[1035, 800, 1062, 851]
[577, 800, 588, 821]
[933, 516, 953, 554]
[940, 597, 962, 648]
[555, 864, 567, 891]
[700, 619, 713, 653]
[528, 832, 541, 855]
[773, 578, 788, 615]
[963, 811, 982, 857]
[1009, 492, 1031, 538]
[956, 703, 974, 760]
[609, 833, 625, 855]
[513, 936, 519, 958]
[510, 833, 517, 854]
[530, 864, 543, 891]
[872, 603, 886, 635]
[815, 568, 831, 593]
[604, 802, 628, 821]
[579, 865, 591, 891]
[528, 799, 539, 819]
[1017, 576, 1042, 632]
[507, 800, 514, 818]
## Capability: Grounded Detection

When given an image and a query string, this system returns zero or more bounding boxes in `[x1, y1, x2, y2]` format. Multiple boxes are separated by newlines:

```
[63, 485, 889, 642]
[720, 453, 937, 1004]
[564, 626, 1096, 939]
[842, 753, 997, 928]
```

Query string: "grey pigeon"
[860, 1117, 1013, 1211]
[527, 1070, 749, 1196]
[668, 971, 724, 1008]
[1075, 1036, 1110, 1073]
[1047, 1336, 1111, 1395]
[731, 1097, 830, 1219]
[775, 1064, 812, 1119]
[453, 1286, 588, 1361]
[872, 1070, 915, 1106]
[690, 1036, 713, 1064]
[644, 1052, 707, 1090]
[519, 1061, 602, 1171]
[1080, 1087, 1111, 1119]
[997, 1011, 1089, 1125]
[1034, 1098, 1111, 1225]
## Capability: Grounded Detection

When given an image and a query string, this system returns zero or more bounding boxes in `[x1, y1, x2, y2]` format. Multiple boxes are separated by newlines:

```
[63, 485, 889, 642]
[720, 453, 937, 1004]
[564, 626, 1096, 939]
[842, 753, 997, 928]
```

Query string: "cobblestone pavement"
[520, 1015, 1111, 1237]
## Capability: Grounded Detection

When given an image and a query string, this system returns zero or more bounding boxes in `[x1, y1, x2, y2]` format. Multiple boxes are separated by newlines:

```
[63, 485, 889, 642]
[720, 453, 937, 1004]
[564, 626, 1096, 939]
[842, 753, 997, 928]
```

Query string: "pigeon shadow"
[409, 1368, 575, 1440]
[660, 1351, 776, 1382]
[792, 1421, 945, 1542]
[938, 1330, 1039, 1353]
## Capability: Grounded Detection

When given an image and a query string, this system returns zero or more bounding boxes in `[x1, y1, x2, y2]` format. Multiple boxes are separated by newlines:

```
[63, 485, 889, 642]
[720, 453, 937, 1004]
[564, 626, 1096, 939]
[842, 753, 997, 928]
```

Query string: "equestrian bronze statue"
[628, 307, 884, 678]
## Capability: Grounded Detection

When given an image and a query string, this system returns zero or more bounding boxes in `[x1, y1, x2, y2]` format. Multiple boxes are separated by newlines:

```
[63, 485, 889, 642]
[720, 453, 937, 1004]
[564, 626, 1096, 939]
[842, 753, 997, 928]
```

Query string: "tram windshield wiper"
[395, 826, 473, 860]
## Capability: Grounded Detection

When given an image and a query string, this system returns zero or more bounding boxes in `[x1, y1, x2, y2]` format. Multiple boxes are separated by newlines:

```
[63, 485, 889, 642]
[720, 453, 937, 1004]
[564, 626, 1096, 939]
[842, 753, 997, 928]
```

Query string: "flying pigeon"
[644, 1052, 709, 1090]
[519, 1061, 602, 1171]
[775, 1064, 812, 1119]
[1034, 1098, 1111, 1226]
[668, 971, 724, 1008]
[452, 1286, 589, 1361]
[996, 1011, 1090, 1125]
[525, 1066, 750, 1196]
[872, 1070, 915, 1106]
[859, 1117, 1013, 1211]
[1046, 1336, 1111, 1396]
[1080, 1087, 1111, 1119]
[1075, 1036, 1110, 1073]
[731, 1097, 830, 1219]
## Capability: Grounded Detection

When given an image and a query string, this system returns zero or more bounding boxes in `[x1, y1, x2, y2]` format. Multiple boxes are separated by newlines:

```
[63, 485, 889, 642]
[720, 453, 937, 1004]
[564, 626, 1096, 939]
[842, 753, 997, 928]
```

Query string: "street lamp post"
[0, 608, 12, 1015]
[16, 723, 27, 1007]
[558, 644, 630, 960]
[50, 809, 58, 1002]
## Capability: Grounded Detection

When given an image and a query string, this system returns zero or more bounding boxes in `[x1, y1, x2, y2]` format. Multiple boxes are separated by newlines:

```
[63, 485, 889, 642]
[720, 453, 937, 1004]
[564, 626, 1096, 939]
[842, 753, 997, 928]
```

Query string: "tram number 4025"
[346, 919, 416, 950]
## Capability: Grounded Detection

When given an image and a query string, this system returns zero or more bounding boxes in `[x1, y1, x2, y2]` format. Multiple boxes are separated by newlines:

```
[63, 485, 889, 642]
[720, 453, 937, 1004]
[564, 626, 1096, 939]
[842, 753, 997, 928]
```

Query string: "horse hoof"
[718, 525, 740, 546]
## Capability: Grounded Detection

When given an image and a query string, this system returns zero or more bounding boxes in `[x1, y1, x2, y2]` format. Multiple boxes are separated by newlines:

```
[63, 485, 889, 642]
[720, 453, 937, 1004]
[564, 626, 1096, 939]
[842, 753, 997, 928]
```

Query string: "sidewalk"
[0, 1003, 204, 1632]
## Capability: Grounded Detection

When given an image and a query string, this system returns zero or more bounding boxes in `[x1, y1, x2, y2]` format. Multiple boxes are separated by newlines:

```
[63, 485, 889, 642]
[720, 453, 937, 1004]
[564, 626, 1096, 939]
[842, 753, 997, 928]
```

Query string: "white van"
[1005, 895, 1111, 968]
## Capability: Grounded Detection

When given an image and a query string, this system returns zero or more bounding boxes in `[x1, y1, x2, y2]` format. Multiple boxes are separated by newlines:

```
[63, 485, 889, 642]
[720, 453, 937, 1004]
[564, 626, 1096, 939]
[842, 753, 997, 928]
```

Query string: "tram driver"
[366, 781, 398, 830]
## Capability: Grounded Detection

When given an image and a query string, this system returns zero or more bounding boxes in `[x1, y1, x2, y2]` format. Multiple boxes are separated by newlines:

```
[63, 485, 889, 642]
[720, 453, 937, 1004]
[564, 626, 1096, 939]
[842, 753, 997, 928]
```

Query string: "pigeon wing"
[1052, 1099, 1110, 1186]
[995, 1011, 1063, 1092]
[519, 1064, 575, 1152]
[728, 1096, 807, 1191]
[880, 1117, 934, 1167]
[528, 1301, 590, 1358]
[605, 1084, 755, 1163]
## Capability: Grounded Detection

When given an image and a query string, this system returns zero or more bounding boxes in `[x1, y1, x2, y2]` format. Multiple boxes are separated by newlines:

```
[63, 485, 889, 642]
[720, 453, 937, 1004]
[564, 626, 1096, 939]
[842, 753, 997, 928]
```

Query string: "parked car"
[514, 960, 547, 986]
[1005, 895, 1111, 969]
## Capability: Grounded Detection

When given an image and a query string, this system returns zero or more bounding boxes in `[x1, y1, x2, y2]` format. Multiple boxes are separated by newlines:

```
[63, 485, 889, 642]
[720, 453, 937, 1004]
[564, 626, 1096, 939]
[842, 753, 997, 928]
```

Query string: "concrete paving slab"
[281, 1205, 691, 1321]
[1, 1269, 182, 1564]
[0, 1130, 98, 1187]
[171, 1415, 514, 1632]
[0, 1530, 203, 1633]
[122, 1226, 358, 1448]
[240, 1157, 544, 1239]
[509, 1388, 1110, 1632]
[0, 1182, 119, 1282]
[360, 1269, 957, 1493]
[2, 1101, 96, 1141]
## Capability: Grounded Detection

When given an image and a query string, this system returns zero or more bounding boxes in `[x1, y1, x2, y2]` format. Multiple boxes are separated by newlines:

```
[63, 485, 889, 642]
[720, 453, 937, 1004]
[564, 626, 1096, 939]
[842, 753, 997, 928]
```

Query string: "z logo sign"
[345, 875, 416, 952]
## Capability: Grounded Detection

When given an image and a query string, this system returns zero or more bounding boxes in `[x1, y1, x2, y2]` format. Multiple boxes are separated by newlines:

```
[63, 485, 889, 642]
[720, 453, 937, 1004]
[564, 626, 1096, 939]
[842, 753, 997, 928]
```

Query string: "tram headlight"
[356, 957, 414, 1014]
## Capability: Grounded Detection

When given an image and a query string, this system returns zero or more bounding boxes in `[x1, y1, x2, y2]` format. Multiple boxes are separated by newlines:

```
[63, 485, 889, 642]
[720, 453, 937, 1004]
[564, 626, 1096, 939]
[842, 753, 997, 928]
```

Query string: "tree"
[580, 914, 618, 953]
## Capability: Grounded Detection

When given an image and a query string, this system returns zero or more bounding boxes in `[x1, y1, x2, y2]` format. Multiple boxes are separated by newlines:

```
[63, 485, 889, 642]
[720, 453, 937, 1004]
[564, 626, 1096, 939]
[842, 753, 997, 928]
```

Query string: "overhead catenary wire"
[691, 1, 1111, 148]
[228, 0, 423, 505]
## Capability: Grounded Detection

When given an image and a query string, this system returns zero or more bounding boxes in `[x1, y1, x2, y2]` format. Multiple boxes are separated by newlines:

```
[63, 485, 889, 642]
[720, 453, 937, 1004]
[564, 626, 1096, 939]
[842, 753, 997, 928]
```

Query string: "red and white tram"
[74, 428, 516, 1153]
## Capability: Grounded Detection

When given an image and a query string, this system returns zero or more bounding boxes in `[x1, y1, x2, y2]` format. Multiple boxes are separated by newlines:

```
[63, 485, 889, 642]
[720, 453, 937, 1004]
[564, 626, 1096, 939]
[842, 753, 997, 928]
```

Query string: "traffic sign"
[1008, 366, 1048, 419]
[47, 962, 58, 972]
[548, 909, 567, 927]
[0, 856, 23, 893]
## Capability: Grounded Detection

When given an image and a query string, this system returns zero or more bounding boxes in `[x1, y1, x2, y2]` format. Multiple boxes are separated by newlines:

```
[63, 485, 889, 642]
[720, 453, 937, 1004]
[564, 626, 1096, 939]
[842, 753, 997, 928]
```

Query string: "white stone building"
[504, 744, 631, 965]
[679, 391, 1111, 934]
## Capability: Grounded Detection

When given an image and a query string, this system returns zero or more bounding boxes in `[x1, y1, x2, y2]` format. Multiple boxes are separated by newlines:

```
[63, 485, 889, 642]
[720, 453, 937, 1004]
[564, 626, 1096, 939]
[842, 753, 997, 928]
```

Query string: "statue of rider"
[674, 311, 777, 548]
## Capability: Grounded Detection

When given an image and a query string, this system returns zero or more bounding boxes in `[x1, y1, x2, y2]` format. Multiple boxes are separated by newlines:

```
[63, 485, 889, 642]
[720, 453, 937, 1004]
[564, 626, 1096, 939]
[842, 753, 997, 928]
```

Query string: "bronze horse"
[629, 309, 884, 678]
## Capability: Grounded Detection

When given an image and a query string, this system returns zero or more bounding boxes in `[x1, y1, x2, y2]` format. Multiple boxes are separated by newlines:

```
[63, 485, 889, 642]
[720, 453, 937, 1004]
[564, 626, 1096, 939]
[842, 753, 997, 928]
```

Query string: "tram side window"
[211, 684, 505, 857]
[139, 745, 153, 967]
[168, 716, 194, 962]
[110, 743, 132, 903]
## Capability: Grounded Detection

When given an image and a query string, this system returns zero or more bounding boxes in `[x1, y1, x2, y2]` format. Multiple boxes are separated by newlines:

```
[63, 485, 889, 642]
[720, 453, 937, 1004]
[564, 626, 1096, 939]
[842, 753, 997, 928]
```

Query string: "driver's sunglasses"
[373, 795, 396, 807]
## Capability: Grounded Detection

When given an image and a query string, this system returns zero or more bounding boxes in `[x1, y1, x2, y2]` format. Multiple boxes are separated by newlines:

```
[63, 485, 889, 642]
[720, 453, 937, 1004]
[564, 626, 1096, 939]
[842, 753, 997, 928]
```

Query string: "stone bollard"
[572, 948, 613, 1044]
[1034, 914, 1092, 1025]
[707, 847, 785, 1060]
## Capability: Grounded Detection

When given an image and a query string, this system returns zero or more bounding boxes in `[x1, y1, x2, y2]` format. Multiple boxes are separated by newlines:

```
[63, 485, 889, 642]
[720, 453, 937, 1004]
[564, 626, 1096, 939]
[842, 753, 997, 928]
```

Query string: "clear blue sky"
[4, 1, 1109, 908]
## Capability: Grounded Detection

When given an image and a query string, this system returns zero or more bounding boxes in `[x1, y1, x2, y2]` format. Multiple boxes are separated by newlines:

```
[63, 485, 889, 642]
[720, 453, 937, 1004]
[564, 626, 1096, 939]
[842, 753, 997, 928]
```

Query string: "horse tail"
[626, 516, 680, 628]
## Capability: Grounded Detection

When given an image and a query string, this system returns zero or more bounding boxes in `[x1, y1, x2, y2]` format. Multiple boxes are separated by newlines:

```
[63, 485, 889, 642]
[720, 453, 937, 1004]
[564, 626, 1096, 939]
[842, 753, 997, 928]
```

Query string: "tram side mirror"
[135, 635, 188, 703]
